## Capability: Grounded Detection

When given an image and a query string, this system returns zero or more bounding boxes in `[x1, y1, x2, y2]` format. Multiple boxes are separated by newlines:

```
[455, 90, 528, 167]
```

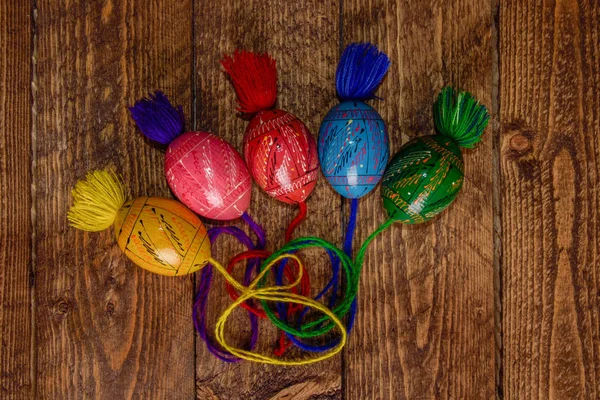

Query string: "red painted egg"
[165, 131, 252, 220]
[244, 109, 319, 204]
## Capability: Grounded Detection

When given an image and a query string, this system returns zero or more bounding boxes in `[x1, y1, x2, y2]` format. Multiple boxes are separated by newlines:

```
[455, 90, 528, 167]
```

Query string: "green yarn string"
[354, 218, 394, 277]
[257, 237, 355, 338]
[433, 86, 490, 148]
[256, 219, 394, 339]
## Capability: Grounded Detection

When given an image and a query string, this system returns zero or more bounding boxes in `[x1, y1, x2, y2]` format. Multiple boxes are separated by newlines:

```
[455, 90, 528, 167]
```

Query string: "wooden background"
[0, 0, 598, 398]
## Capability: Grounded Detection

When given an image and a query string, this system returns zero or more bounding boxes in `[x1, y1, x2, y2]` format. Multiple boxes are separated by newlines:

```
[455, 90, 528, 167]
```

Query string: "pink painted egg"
[164, 131, 252, 220]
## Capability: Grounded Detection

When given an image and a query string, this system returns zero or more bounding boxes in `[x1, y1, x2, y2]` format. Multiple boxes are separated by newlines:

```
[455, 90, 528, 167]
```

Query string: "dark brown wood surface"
[1, 0, 599, 399]
[500, 1, 600, 399]
[0, 1, 32, 398]
[33, 0, 195, 398]
[343, 1, 495, 398]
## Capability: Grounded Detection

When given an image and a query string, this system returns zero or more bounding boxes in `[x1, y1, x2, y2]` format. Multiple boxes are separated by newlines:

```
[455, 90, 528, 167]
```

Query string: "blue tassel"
[129, 91, 185, 145]
[336, 43, 391, 101]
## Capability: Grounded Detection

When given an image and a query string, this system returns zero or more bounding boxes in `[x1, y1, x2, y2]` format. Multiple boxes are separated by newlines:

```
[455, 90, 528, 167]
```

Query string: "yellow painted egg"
[113, 197, 211, 276]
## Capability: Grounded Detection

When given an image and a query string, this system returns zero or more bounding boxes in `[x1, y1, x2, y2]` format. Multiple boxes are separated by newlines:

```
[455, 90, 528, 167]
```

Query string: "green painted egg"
[381, 135, 464, 224]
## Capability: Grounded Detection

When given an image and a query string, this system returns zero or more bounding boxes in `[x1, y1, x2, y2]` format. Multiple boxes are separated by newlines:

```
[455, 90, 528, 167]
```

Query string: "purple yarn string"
[193, 212, 266, 362]
[242, 212, 266, 253]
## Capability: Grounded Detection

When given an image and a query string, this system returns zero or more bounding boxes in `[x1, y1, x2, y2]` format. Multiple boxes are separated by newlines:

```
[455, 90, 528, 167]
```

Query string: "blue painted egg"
[318, 101, 389, 198]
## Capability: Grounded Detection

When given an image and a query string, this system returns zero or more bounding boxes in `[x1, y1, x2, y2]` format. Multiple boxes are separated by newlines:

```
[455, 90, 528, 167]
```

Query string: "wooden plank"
[500, 0, 600, 398]
[0, 1, 32, 398]
[34, 1, 195, 398]
[194, 1, 343, 398]
[342, 1, 496, 398]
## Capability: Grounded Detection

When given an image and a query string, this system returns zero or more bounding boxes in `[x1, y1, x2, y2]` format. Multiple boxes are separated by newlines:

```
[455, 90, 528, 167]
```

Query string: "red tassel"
[221, 50, 277, 115]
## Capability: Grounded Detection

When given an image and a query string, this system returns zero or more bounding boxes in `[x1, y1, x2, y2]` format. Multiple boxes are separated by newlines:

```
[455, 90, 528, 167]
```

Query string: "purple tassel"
[129, 91, 185, 145]
[336, 43, 391, 101]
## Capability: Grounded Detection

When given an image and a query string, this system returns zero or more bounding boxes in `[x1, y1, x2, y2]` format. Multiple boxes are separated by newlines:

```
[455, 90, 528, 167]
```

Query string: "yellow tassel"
[68, 169, 127, 232]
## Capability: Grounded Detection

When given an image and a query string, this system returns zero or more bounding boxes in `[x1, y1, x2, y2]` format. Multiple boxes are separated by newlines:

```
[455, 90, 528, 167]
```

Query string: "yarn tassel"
[129, 91, 185, 145]
[336, 43, 391, 101]
[220, 51, 277, 115]
[67, 169, 127, 232]
[433, 87, 490, 148]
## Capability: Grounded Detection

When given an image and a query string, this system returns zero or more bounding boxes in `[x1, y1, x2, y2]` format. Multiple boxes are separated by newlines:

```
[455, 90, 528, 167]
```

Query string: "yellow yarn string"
[68, 169, 127, 231]
[208, 254, 347, 365]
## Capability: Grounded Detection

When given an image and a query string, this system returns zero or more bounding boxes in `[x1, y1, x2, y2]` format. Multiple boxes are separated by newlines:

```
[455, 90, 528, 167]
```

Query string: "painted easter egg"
[113, 196, 211, 276]
[165, 131, 252, 220]
[318, 101, 389, 198]
[381, 135, 464, 224]
[244, 109, 319, 204]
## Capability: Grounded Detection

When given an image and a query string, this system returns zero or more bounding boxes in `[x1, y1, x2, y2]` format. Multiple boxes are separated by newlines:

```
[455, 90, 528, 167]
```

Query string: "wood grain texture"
[34, 0, 195, 398]
[500, 0, 600, 398]
[0, 1, 32, 398]
[194, 0, 343, 398]
[342, 1, 495, 398]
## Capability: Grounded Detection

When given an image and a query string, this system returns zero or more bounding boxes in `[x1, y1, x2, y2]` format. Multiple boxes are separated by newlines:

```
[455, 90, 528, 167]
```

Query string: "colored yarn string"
[278, 198, 359, 352]
[285, 201, 307, 242]
[257, 237, 355, 338]
[223, 209, 311, 356]
[225, 250, 309, 318]
[226, 210, 311, 316]
[344, 198, 359, 332]
[336, 43, 391, 101]
[193, 212, 266, 362]
[256, 218, 393, 340]
[273, 200, 310, 354]
[209, 254, 347, 365]
[242, 212, 267, 249]
[193, 226, 258, 362]
[220, 51, 277, 115]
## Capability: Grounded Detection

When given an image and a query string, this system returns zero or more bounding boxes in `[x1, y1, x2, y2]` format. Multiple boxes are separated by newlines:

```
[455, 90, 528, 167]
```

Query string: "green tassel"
[433, 87, 489, 148]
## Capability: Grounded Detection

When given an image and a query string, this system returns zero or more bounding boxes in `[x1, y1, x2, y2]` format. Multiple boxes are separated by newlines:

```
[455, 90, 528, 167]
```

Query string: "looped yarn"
[193, 211, 270, 362]
[257, 237, 357, 338]
[210, 254, 347, 365]
[279, 197, 360, 352]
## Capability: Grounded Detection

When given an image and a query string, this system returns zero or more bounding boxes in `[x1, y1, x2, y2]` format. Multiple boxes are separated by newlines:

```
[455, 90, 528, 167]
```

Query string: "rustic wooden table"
[1, 0, 598, 399]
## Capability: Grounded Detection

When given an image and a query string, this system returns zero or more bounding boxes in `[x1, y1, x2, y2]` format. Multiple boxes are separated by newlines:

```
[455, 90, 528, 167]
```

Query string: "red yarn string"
[220, 51, 277, 115]
[224, 250, 270, 318]
[285, 201, 307, 242]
